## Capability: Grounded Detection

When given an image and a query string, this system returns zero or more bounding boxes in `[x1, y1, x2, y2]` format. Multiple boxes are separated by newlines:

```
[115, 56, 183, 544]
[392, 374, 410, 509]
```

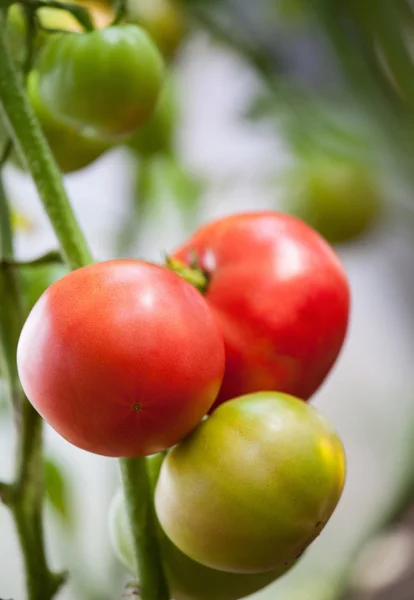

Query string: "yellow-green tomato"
[155, 392, 346, 575]
[37, 25, 164, 141]
[127, 0, 187, 59]
[109, 454, 295, 600]
[127, 78, 176, 158]
[26, 71, 112, 173]
[283, 157, 381, 245]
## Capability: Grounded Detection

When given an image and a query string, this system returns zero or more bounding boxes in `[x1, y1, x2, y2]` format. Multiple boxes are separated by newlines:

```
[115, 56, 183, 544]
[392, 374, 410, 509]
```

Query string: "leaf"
[44, 456, 72, 526]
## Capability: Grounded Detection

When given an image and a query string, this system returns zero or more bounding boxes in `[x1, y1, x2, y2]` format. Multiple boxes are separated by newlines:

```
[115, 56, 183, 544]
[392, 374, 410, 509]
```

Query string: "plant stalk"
[0, 8, 169, 599]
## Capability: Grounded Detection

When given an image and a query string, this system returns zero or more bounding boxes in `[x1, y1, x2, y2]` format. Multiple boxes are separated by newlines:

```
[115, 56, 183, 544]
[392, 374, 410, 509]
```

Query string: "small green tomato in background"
[37, 25, 165, 141]
[109, 454, 296, 600]
[282, 156, 382, 245]
[127, 77, 176, 159]
[26, 71, 112, 173]
[156, 392, 346, 575]
[127, 0, 187, 59]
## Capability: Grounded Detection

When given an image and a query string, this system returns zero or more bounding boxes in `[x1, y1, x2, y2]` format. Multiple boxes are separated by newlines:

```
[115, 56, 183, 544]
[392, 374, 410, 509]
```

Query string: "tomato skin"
[173, 211, 350, 407]
[155, 392, 346, 574]
[17, 260, 225, 457]
[27, 71, 112, 173]
[283, 157, 381, 245]
[109, 453, 296, 600]
[37, 25, 164, 140]
[0, 72, 111, 174]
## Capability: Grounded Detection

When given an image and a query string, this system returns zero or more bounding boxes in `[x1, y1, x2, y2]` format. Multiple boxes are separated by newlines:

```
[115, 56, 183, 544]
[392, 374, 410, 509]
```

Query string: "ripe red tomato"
[172, 211, 350, 407]
[17, 260, 225, 457]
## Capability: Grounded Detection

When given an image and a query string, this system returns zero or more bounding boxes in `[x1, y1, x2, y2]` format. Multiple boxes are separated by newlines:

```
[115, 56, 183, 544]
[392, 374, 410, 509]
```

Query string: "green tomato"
[282, 157, 381, 245]
[109, 454, 295, 600]
[155, 392, 346, 574]
[127, 0, 187, 59]
[127, 77, 176, 158]
[26, 71, 112, 173]
[37, 25, 165, 141]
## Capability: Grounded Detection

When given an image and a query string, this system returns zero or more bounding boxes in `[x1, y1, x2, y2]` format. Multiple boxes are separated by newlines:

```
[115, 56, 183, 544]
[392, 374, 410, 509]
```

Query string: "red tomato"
[173, 212, 350, 407]
[17, 260, 225, 457]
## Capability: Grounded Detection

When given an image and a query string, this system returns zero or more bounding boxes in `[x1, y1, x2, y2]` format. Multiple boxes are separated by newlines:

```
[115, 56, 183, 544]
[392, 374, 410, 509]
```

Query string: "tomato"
[172, 211, 350, 407]
[156, 392, 346, 574]
[0, 72, 112, 173]
[127, 77, 176, 158]
[17, 260, 225, 457]
[27, 71, 112, 173]
[282, 157, 382, 245]
[109, 453, 296, 600]
[37, 25, 165, 141]
[127, 0, 187, 59]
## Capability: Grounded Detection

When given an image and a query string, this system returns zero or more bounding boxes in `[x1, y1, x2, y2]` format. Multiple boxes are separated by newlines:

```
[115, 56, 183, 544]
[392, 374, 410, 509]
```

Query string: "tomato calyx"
[165, 255, 210, 295]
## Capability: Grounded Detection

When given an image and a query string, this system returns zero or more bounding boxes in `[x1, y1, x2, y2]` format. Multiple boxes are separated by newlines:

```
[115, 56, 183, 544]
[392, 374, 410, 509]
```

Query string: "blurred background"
[2, 0, 414, 599]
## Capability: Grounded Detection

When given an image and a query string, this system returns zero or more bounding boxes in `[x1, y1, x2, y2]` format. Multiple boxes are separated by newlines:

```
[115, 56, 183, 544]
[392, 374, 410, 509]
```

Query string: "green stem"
[120, 459, 170, 600]
[0, 175, 65, 599]
[0, 9, 92, 271]
[0, 9, 169, 600]
[112, 0, 127, 25]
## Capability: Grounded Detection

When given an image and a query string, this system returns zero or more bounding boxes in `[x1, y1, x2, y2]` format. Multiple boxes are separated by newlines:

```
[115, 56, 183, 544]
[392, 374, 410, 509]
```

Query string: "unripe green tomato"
[25, 71, 112, 173]
[109, 454, 296, 600]
[156, 392, 346, 574]
[282, 157, 381, 245]
[127, 77, 176, 158]
[127, 0, 187, 59]
[37, 25, 165, 141]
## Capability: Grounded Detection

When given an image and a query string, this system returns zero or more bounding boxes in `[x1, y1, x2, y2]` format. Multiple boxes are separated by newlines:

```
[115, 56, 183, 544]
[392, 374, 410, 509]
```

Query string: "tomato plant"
[17, 260, 225, 457]
[37, 25, 165, 140]
[155, 392, 346, 574]
[126, 0, 187, 59]
[282, 156, 382, 244]
[109, 453, 296, 600]
[172, 211, 350, 407]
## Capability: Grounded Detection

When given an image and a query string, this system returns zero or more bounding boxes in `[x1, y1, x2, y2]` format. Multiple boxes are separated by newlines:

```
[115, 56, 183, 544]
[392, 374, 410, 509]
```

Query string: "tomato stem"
[165, 256, 209, 294]
[0, 8, 93, 270]
[120, 458, 170, 600]
[0, 159, 66, 600]
[0, 9, 170, 600]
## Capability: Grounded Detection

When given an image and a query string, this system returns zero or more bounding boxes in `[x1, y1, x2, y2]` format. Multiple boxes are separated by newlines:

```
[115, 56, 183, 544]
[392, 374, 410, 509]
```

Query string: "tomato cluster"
[18, 210, 349, 597]
[3, 0, 185, 172]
